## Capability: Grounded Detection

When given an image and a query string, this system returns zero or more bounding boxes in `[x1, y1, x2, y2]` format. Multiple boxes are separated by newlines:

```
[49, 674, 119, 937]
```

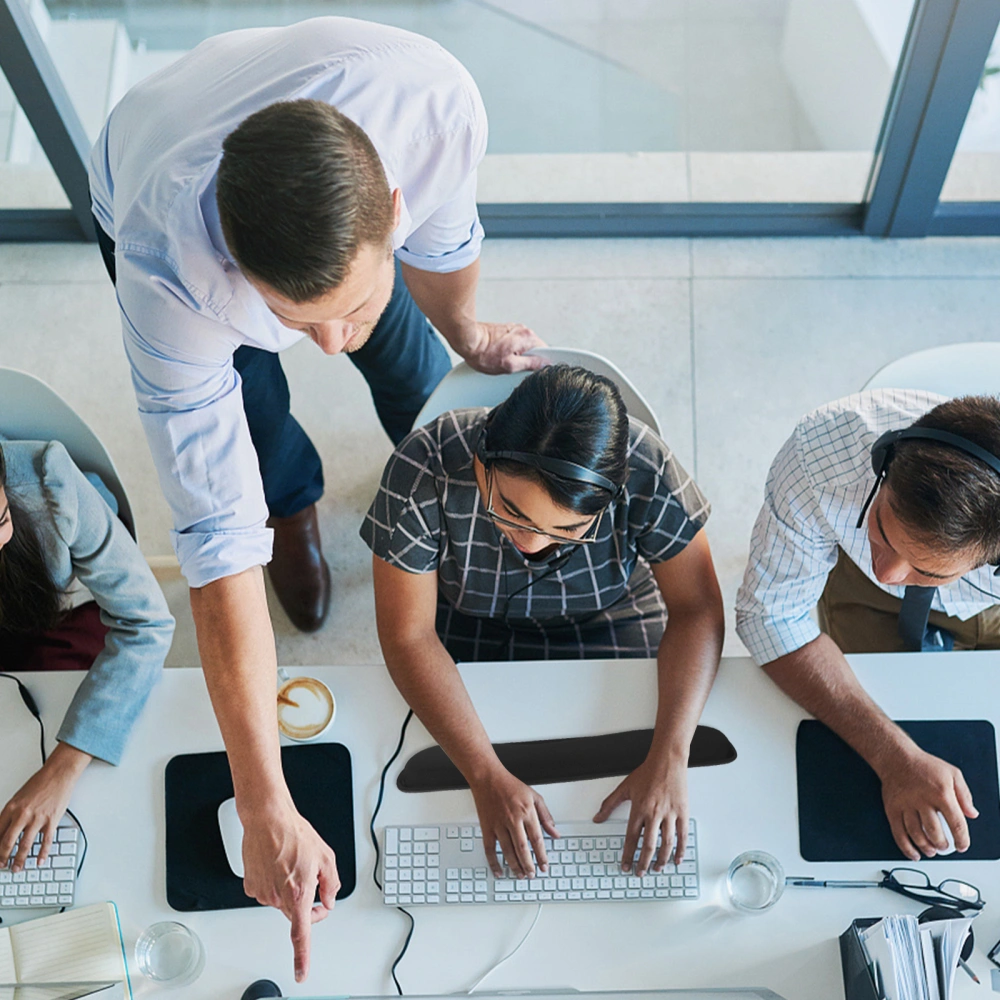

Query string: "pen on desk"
[958, 958, 980, 985]
[785, 877, 880, 888]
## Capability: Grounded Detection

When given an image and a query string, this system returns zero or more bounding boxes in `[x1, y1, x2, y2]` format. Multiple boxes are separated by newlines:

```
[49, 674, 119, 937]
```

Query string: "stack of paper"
[859, 914, 974, 1000]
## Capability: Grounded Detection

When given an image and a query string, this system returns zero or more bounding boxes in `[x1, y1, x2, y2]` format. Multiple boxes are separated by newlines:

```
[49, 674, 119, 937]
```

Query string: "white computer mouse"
[218, 797, 245, 878]
[933, 811, 956, 855]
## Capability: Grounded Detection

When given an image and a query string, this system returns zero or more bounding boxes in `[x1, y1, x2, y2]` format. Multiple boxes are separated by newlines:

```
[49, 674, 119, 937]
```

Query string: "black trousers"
[95, 221, 452, 517]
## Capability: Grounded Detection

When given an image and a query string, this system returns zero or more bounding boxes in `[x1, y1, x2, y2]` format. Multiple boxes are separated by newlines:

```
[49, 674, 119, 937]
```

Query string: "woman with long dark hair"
[362, 365, 723, 882]
[0, 439, 174, 873]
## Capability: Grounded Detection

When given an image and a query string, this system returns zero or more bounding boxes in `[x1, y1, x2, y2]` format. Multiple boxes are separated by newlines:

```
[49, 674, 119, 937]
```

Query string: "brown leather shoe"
[266, 504, 331, 632]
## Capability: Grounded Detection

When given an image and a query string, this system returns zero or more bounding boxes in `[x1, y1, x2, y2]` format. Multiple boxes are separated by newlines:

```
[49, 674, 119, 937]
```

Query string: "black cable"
[493, 545, 579, 659]
[958, 574, 1000, 601]
[0, 672, 89, 917]
[370, 708, 415, 995]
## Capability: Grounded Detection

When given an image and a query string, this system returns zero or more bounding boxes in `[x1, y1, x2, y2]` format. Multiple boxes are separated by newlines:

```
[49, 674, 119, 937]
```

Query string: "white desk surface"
[1, 652, 999, 1000]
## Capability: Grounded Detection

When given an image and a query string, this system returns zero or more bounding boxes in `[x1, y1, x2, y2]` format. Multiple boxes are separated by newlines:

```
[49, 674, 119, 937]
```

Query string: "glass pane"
[939, 879, 980, 902]
[37, 0, 915, 204]
[939, 23, 1000, 202]
[0, 64, 70, 209]
[890, 868, 930, 889]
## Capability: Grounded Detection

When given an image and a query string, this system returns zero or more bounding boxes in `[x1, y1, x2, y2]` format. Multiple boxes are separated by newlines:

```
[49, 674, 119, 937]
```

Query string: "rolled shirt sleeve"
[116, 248, 272, 588]
[38, 444, 175, 765]
[735, 430, 840, 665]
[395, 171, 486, 275]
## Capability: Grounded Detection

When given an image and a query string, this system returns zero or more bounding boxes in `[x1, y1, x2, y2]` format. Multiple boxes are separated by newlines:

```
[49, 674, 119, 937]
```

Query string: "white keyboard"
[0, 822, 80, 909]
[380, 819, 699, 906]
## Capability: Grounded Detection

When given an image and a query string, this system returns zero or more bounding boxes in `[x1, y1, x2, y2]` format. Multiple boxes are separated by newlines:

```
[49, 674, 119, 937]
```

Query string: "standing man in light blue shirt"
[88, 17, 542, 982]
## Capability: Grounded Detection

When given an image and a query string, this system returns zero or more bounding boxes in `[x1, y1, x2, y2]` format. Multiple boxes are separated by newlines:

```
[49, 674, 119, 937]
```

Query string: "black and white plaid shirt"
[361, 409, 710, 637]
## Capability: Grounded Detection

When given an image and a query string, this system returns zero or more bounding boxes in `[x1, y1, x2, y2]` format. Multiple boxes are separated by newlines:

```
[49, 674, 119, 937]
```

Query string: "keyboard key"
[460, 827, 473, 838]
[400, 829, 412, 842]
[446, 827, 459, 839]
[385, 829, 398, 854]
[414, 828, 437, 841]
[57, 829, 78, 843]
[460, 839, 474, 852]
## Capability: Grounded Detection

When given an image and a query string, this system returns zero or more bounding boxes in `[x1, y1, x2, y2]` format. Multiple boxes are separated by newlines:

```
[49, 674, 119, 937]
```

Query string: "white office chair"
[0, 366, 136, 538]
[413, 347, 663, 436]
[863, 343, 1000, 398]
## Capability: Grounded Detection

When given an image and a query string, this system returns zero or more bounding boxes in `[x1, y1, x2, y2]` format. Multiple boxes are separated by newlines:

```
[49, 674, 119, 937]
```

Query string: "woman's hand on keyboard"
[593, 756, 689, 877]
[470, 768, 559, 879]
[0, 742, 91, 872]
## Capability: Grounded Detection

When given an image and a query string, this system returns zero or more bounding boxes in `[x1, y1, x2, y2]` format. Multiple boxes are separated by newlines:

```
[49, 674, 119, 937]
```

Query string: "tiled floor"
[2, 236, 1000, 665]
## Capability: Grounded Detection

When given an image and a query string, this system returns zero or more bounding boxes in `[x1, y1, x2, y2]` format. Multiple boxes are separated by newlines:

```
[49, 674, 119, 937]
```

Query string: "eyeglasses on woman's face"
[484, 466, 605, 546]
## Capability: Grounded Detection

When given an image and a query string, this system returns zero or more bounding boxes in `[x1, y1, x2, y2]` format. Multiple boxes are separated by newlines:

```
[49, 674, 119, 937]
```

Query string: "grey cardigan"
[3, 440, 174, 765]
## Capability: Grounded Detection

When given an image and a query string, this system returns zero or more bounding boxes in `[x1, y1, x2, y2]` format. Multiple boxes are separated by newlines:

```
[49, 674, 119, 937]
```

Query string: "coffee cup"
[276, 670, 335, 742]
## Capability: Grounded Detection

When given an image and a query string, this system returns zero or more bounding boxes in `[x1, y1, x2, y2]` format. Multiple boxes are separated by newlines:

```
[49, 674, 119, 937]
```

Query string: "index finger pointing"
[291, 888, 315, 983]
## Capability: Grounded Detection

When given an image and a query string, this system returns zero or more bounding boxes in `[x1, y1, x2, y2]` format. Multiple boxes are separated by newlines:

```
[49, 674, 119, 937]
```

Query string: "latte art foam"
[277, 677, 334, 739]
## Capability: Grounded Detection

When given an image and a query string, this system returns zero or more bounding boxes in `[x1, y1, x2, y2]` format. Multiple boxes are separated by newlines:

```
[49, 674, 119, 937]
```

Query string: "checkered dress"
[361, 409, 710, 661]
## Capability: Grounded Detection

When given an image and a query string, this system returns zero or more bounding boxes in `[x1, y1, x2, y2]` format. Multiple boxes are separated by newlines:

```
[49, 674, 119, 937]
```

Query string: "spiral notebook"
[0, 902, 129, 1000]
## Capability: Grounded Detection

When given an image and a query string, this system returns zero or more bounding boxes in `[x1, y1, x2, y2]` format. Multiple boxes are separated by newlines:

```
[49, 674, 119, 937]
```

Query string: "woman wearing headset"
[0, 439, 174, 874]
[362, 365, 724, 883]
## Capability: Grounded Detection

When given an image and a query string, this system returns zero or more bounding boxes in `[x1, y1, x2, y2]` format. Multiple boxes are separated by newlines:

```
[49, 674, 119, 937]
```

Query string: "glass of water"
[135, 921, 205, 988]
[726, 851, 785, 913]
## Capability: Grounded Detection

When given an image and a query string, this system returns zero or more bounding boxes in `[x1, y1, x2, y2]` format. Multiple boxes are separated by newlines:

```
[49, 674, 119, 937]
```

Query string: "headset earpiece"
[869, 429, 902, 477]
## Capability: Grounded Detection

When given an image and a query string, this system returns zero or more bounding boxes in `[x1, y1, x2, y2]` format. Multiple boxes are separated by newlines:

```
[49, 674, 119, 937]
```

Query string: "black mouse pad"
[397, 725, 737, 792]
[796, 719, 1000, 862]
[165, 743, 355, 911]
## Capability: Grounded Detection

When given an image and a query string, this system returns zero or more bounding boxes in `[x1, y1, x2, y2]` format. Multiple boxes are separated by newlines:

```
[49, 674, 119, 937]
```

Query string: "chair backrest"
[0, 367, 135, 538]
[863, 343, 1000, 398]
[413, 347, 663, 437]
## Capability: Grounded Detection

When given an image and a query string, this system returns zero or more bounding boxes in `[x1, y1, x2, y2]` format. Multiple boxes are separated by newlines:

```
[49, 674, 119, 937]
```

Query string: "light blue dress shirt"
[3, 441, 175, 765]
[88, 18, 488, 587]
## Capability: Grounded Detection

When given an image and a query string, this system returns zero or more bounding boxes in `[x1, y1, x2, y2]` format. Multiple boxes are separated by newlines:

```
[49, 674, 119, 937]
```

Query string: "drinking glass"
[726, 851, 785, 913]
[134, 921, 205, 988]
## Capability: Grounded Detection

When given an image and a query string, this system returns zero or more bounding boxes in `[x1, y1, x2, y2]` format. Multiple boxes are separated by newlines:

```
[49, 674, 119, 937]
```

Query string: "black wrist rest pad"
[396, 726, 737, 792]
[796, 719, 1000, 862]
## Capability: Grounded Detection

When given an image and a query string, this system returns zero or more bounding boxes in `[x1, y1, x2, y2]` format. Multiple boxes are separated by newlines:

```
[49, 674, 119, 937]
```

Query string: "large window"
[2, 0, 999, 239]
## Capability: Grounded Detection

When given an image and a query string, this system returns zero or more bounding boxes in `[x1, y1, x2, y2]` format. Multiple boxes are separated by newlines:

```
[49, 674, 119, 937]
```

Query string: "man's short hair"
[884, 395, 1000, 565]
[216, 99, 394, 302]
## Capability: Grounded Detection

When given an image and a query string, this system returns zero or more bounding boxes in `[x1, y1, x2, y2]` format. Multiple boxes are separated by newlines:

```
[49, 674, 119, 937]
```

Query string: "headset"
[474, 423, 626, 502]
[856, 425, 1000, 578]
